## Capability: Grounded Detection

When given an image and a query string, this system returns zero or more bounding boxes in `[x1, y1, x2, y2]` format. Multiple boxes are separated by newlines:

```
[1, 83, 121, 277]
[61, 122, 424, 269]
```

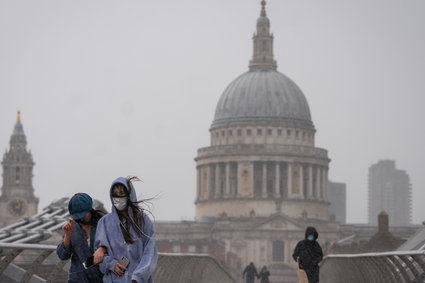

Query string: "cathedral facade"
[0, 111, 38, 227]
[156, 2, 340, 282]
[195, 2, 330, 223]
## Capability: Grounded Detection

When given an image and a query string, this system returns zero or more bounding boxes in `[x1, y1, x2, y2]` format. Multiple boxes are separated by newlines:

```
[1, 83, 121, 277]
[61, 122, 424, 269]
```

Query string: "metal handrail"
[0, 242, 236, 283]
[0, 242, 57, 251]
[324, 250, 425, 258]
[321, 250, 425, 283]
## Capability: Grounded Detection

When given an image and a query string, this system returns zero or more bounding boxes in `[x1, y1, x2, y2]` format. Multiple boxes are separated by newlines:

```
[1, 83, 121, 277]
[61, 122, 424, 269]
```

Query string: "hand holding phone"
[118, 256, 129, 268]
[114, 256, 129, 276]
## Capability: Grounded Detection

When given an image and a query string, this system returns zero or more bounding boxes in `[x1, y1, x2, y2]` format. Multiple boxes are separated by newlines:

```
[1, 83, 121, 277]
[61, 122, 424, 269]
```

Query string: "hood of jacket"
[305, 226, 319, 241]
[109, 176, 138, 212]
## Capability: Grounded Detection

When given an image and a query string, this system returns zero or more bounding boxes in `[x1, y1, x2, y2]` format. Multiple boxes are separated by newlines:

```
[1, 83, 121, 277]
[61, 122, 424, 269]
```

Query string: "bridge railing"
[320, 250, 425, 283]
[0, 242, 236, 283]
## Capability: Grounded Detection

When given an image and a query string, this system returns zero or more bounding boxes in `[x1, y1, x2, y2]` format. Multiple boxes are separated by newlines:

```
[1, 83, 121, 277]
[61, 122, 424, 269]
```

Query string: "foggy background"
[0, 0, 424, 224]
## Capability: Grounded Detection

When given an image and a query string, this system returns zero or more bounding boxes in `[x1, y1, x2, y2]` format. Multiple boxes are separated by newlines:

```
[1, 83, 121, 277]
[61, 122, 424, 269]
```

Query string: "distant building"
[0, 111, 39, 227]
[328, 181, 346, 224]
[368, 160, 411, 226]
[331, 211, 406, 254]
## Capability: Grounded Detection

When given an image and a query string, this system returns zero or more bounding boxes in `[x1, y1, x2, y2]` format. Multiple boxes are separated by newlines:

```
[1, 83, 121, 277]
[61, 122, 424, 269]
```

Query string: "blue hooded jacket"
[95, 177, 158, 283]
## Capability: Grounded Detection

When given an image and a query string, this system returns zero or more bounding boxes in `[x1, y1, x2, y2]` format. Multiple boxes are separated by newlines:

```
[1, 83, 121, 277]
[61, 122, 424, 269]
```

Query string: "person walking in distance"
[257, 265, 271, 283]
[292, 226, 323, 283]
[242, 262, 258, 283]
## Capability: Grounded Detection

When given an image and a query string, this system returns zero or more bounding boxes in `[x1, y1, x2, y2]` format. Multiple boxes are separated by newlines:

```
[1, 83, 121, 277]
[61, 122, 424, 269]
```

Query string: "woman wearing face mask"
[56, 193, 105, 283]
[292, 226, 323, 283]
[94, 176, 158, 283]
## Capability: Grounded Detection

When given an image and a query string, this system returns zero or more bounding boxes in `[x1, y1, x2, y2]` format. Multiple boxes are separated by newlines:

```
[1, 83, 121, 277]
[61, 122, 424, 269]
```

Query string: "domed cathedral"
[195, 0, 330, 222]
[0, 111, 38, 227]
[156, 2, 340, 282]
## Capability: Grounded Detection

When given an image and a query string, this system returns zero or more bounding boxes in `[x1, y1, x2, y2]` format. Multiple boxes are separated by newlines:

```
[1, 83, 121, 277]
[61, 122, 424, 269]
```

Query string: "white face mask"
[112, 197, 127, 211]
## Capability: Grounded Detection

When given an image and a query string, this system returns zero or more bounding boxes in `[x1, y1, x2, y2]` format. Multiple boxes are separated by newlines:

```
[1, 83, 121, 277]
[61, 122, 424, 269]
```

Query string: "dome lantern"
[249, 0, 277, 71]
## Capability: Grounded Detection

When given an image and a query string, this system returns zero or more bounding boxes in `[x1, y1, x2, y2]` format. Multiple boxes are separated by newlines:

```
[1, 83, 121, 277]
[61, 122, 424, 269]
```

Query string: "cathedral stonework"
[0, 111, 38, 227]
[195, 0, 330, 222]
[156, 2, 340, 282]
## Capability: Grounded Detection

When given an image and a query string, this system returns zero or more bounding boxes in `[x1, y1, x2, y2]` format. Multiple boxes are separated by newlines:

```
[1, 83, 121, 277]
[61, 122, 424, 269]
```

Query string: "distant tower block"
[0, 111, 39, 227]
[368, 160, 411, 226]
[328, 181, 346, 224]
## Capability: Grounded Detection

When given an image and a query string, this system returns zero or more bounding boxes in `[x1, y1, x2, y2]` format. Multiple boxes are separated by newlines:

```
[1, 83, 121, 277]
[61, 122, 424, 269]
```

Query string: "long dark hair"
[112, 176, 148, 243]
[75, 209, 105, 226]
[90, 209, 105, 224]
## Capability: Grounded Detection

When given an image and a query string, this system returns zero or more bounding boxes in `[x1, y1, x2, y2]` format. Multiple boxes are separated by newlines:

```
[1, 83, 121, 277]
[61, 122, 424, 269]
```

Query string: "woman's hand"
[113, 262, 127, 276]
[61, 218, 74, 248]
[93, 246, 106, 265]
[62, 218, 74, 237]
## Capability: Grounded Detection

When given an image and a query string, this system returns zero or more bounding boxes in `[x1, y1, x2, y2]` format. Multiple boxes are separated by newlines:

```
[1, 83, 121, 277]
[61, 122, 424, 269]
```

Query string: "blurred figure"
[242, 262, 258, 283]
[56, 193, 105, 283]
[257, 265, 271, 283]
[292, 226, 323, 283]
[95, 176, 157, 283]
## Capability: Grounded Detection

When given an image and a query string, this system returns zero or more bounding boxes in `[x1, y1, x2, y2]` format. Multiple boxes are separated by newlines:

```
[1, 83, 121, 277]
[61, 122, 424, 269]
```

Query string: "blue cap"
[68, 193, 93, 220]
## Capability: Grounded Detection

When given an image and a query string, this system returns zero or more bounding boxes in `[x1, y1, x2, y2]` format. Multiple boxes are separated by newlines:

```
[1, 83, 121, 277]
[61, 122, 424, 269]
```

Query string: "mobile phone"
[84, 255, 94, 268]
[118, 256, 129, 268]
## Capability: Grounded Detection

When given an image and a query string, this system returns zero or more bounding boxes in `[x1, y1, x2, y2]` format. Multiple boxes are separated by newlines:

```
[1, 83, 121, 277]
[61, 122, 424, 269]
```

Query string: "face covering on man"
[307, 235, 315, 241]
[112, 197, 128, 211]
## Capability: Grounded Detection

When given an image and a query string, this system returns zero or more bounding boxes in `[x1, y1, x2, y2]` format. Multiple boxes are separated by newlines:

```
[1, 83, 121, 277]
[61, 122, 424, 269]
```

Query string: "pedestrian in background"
[292, 226, 323, 283]
[257, 265, 271, 283]
[242, 262, 258, 283]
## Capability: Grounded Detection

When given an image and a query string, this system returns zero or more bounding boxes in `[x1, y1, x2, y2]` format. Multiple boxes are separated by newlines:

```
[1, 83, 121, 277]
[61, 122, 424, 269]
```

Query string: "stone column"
[262, 162, 267, 198]
[299, 164, 304, 199]
[251, 162, 255, 197]
[324, 168, 329, 200]
[215, 163, 220, 199]
[236, 161, 241, 197]
[208, 165, 213, 199]
[308, 165, 313, 199]
[196, 167, 201, 200]
[225, 162, 230, 198]
[313, 166, 319, 200]
[275, 162, 281, 198]
[287, 163, 292, 198]
[321, 168, 326, 200]
[316, 167, 322, 200]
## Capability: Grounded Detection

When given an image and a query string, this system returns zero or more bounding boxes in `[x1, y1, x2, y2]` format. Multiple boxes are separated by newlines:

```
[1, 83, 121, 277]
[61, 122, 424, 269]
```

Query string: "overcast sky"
[1, 0, 424, 224]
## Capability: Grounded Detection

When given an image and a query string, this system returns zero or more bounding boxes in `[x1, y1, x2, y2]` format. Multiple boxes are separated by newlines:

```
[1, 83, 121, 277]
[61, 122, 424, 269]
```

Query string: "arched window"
[272, 240, 284, 261]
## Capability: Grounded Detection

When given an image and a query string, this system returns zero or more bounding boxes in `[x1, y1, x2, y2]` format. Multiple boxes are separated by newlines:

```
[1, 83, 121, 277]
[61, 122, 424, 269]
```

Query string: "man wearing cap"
[56, 193, 105, 283]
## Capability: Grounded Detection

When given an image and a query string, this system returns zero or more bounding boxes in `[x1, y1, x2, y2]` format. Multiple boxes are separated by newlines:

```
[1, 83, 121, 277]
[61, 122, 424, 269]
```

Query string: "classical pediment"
[253, 214, 303, 231]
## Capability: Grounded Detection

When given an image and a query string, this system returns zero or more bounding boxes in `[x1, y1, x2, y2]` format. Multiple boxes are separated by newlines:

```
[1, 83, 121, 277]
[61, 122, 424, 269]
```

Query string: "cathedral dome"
[212, 69, 313, 129]
[211, 0, 314, 130]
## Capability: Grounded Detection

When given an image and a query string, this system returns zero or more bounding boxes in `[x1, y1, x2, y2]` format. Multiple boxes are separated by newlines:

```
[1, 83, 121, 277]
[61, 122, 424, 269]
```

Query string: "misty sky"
[1, 1, 424, 224]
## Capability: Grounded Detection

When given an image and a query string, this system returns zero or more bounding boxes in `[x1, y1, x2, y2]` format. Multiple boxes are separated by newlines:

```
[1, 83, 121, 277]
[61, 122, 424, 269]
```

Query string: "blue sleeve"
[100, 254, 118, 274]
[131, 215, 158, 283]
[56, 240, 72, 260]
[95, 216, 118, 273]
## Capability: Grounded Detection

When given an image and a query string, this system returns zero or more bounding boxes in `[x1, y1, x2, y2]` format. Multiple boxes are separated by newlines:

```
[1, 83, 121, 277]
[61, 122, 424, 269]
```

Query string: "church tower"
[0, 111, 38, 227]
